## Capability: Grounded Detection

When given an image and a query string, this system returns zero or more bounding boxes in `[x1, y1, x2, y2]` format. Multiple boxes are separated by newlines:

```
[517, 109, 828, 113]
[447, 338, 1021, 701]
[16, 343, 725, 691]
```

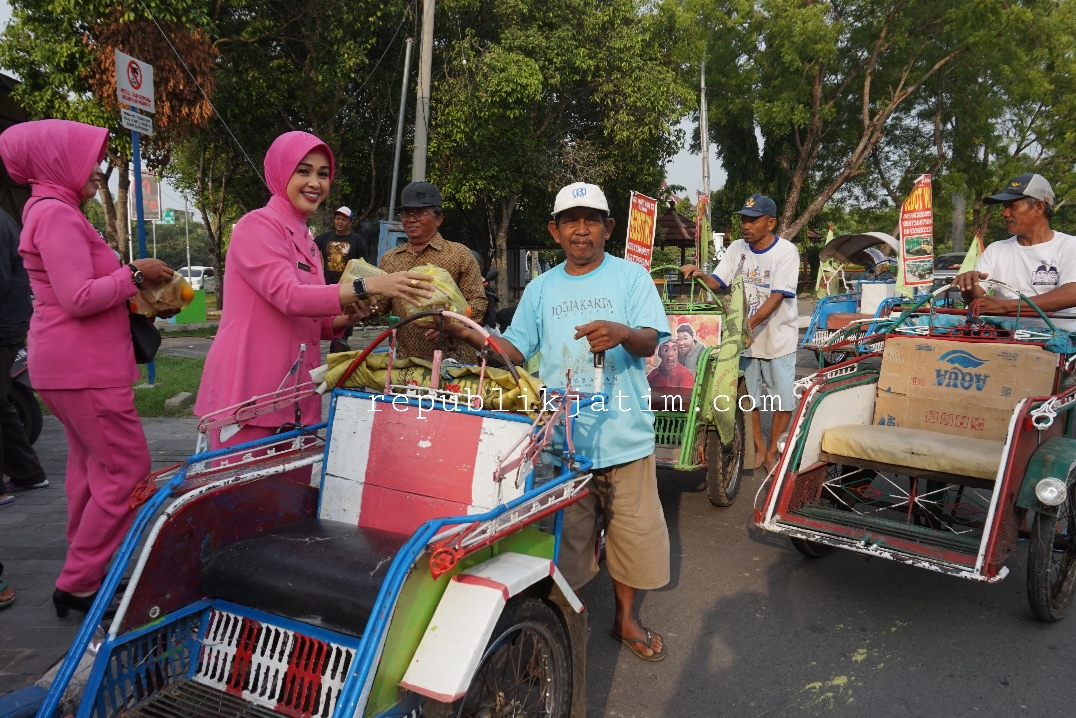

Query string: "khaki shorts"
[558, 454, 670, 592]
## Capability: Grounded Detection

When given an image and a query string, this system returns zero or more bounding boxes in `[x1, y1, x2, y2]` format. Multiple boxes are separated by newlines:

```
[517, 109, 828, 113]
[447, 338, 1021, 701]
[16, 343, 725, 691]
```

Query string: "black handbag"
[129, 311, 161, 364]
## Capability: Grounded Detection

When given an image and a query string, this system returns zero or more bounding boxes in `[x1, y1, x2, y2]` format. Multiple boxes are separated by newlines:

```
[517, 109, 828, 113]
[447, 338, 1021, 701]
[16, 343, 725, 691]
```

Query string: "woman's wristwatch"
[352, 277, 368, 301]
[127, 263, 144, 286]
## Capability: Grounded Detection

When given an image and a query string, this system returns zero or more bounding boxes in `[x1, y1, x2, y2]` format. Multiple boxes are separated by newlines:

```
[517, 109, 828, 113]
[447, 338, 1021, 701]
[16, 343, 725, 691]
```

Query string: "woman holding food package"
[195, 131, 432, 449]
[0, 119, 174, 617]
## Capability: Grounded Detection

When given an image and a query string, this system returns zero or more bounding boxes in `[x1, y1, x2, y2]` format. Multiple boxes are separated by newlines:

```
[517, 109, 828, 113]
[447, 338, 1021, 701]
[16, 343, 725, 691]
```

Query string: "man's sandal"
[0, 581, 14, 609]
[610, 627, 667, 662]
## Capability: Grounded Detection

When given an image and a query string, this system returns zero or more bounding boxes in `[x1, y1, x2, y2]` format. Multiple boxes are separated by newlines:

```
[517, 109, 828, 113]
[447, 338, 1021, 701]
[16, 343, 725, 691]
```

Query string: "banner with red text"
[625, 191, 659, 269]
[896, 174, 934, 297]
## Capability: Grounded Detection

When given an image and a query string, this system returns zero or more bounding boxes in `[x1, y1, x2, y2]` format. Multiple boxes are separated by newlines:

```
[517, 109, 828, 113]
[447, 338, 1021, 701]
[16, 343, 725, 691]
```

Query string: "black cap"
[733, 194, 777, 218]
[400, 181, 442, 208]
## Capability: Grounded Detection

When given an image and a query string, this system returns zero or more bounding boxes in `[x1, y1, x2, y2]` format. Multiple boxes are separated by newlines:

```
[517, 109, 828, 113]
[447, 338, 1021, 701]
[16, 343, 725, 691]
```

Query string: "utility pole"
[699, 59, 712, 269]
[184, 196, 191, 272]
[390, 38, 414, 218]
[412, 0, 435, 182]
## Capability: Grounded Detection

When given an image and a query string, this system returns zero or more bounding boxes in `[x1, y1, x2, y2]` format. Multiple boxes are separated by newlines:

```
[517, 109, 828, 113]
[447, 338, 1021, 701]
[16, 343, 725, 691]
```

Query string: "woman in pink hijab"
[195, 131, 429, 448]
[0, 119, 173, 617]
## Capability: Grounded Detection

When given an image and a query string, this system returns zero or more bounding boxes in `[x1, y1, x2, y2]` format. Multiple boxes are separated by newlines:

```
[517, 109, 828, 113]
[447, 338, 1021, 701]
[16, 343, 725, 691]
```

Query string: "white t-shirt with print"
[712, 236, 800, 359]
[977, 231, 1076, 331]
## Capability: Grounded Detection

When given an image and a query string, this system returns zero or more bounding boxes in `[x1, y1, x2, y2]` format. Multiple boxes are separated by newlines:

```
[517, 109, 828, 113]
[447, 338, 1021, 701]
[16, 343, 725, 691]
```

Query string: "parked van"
[178, 265, 217, 293]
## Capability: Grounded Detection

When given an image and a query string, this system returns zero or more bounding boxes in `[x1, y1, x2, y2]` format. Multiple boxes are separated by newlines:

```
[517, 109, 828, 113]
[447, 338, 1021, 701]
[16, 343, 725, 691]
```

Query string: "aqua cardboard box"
[873, 390, 1017, 442]
[877, 337, 1056, 411]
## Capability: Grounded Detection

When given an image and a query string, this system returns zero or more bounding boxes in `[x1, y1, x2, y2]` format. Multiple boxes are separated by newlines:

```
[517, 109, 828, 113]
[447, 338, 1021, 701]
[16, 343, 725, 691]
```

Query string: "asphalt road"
[576, 464, 1073, 717]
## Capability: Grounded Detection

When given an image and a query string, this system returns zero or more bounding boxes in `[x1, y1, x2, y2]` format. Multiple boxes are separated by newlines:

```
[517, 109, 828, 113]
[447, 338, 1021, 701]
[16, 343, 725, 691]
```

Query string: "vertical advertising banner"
[695, 192, 712, 267]
[129, 172, 162, 221]
[896, 174, 934, 296]
[625, 191, 659, 270]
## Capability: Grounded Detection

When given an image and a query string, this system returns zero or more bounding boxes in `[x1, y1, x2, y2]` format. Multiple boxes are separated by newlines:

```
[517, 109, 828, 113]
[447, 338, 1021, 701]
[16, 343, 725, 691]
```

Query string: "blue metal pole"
[131, 131, 155, 385]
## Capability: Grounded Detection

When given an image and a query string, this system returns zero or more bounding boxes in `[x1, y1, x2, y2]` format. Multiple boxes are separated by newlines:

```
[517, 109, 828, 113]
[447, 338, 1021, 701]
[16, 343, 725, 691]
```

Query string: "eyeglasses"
[400, 207, 435, 219]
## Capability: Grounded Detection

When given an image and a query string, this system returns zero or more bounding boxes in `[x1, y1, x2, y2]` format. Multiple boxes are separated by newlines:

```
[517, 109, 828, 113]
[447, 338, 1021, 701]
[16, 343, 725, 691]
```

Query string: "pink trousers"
[38, 386, 151, 594]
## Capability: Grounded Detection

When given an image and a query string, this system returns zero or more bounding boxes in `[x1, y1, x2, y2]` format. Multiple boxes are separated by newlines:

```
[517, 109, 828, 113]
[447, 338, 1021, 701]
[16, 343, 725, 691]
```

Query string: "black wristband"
[352, 277, 368, 301]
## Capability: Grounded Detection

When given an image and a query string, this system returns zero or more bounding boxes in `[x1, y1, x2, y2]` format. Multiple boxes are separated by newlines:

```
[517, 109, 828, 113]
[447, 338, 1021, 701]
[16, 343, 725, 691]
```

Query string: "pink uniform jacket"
[0, 120, 140, 390]
[194, 194, 342, 428]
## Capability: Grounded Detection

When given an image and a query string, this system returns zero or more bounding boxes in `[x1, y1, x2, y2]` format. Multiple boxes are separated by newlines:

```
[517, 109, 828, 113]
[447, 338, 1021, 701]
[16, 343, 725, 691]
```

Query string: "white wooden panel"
[797, 382, 877, 469]
[471, 417, 532, 510]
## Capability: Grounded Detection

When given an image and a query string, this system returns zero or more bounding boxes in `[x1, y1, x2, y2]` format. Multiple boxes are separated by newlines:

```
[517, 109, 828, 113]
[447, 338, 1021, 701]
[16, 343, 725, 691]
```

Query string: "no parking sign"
[115, 50, 155, 113]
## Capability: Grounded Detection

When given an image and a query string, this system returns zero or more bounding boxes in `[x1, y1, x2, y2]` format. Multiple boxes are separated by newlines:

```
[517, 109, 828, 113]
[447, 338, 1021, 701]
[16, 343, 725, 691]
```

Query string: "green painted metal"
[1015, 437, 1076, 516]
[365, 527, 554, 716]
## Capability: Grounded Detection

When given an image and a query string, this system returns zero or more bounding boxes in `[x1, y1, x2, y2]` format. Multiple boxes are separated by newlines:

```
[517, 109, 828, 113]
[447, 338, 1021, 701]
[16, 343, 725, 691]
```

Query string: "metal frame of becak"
[648, 265, 746, 507]
[39, 311, 602, 718]
[756, 284, 1076, 621]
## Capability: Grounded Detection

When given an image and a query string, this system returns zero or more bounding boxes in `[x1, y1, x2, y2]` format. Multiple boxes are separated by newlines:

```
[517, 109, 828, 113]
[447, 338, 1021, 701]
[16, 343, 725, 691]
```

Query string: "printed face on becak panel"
[286, 152, 332, 215]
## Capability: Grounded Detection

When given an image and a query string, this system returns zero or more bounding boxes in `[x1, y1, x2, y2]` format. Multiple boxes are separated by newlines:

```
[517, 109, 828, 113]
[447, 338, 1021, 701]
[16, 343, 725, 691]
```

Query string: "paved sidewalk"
[0, 416, 198, 696]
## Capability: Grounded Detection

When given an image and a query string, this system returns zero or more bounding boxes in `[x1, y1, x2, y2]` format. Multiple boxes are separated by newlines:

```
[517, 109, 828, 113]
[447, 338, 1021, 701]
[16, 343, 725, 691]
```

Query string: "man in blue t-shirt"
[442, 182, 672, 661]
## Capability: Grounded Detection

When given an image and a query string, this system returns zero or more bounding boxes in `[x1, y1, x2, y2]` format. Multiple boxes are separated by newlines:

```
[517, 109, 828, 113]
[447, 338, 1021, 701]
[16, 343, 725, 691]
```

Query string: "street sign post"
[120, 108, 153, 136]
[116, 50, 155, 112]
[159, 209, 175, 225]
[117, 49, 157, 384]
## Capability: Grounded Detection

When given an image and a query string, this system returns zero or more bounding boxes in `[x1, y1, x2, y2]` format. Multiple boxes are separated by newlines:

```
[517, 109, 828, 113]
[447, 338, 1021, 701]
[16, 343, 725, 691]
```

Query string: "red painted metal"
[779, 512, 979, 566]
[426, 489, 588, 580]
[981, 395, 1065, 578]
[364, 409, 484, 506]
[119, 477, 318, 634]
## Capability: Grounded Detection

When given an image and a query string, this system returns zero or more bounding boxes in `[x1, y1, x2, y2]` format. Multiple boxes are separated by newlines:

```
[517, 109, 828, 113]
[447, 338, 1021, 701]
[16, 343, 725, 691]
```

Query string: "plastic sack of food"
[129, 273, 195, 318]
[339, 258, 386, 302]
[399, 264, 471, 318]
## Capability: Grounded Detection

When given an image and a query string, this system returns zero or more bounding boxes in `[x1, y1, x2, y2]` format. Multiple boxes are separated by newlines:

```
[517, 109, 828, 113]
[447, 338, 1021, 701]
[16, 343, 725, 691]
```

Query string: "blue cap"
[734, 194, 777, 218]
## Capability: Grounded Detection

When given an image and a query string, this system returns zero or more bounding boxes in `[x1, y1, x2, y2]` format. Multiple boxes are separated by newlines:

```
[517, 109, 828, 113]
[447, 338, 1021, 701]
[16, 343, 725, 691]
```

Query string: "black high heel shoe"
[52, 588, 97, 617]
[53, 580, 128, 618]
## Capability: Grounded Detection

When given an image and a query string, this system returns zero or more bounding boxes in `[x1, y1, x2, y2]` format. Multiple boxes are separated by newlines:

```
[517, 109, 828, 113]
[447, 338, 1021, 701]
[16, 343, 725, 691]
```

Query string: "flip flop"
[0, 495, 13, 507]
[0, 581, 14, 609]
[4, 479, 49, 493]
[610, 627, 667, 662]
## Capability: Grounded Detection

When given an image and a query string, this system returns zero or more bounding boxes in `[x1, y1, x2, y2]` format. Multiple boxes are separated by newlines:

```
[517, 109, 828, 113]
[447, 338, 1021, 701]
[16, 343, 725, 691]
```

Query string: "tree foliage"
[429, 0, 691, 296]
[672, 0, 1076, 247]
[0, 1, 217, 251]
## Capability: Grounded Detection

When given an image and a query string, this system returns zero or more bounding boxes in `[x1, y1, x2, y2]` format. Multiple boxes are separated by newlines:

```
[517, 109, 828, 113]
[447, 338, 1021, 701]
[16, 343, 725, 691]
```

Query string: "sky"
[0, 1, 720, 207]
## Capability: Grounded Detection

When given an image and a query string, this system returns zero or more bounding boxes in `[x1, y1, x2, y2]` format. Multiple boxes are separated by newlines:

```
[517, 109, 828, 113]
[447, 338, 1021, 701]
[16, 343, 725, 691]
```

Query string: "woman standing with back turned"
[0, 119, 173, 617]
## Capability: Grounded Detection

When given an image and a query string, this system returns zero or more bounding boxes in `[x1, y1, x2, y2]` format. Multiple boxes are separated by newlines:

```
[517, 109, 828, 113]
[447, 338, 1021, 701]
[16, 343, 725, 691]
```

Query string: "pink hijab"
[263, 131, 335, 200]
[0, 120, 108, 212]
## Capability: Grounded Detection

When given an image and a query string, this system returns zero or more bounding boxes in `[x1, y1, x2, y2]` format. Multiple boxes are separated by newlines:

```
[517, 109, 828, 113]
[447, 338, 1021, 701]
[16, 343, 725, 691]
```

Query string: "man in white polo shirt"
[682, 194, 800, 472]
[955, 174, 1076, 332]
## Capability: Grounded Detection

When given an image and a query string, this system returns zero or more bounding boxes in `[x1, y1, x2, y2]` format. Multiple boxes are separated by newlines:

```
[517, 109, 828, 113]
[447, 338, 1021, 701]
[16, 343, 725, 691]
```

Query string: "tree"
[676, 0, 1051, 241]
[162, 0, 415, 307]
[0, 1, 217, 252]
[429, 0, 691, 298]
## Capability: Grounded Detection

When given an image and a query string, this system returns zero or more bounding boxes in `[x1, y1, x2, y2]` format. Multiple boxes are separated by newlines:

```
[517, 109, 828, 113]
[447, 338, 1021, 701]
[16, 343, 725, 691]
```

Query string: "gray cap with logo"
[984, 173, 1054, 206]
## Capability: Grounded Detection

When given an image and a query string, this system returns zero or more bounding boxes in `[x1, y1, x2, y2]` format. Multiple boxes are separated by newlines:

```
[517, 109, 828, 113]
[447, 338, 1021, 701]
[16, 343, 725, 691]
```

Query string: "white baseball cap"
[334, 206, 353, 217]
[552, 182, 609, 217]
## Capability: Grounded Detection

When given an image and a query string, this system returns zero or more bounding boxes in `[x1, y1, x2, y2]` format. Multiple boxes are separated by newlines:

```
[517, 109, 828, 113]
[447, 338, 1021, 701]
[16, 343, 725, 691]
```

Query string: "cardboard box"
[873, 391, 1017, 442]
[877, 337, 1057, 411]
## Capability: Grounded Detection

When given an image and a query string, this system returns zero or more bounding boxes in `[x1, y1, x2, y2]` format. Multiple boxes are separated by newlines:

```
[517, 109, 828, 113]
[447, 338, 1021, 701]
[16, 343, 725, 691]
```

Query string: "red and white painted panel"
[400, 552, 583, 704]
[320, 394, 532, 533]
[194, 608, 354, 718]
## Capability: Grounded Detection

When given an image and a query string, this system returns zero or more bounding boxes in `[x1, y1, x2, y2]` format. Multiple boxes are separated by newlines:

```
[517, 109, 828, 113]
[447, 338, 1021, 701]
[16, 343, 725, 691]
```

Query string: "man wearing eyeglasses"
[376, 182, 486, 362]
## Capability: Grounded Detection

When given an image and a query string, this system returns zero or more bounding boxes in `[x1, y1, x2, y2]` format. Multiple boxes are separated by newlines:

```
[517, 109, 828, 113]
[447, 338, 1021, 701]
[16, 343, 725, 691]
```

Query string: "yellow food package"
[129, 273, 195, 318]
[340, 258, 386, 301]
[400, 264, 471, 318]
